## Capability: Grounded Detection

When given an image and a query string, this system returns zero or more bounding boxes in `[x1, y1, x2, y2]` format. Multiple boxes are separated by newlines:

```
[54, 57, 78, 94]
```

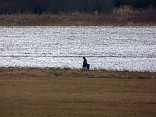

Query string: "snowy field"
[0, 26, 156, 72]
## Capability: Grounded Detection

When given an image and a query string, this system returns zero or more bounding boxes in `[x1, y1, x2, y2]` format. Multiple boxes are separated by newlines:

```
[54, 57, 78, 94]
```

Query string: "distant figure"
[82, 57, 90, 71]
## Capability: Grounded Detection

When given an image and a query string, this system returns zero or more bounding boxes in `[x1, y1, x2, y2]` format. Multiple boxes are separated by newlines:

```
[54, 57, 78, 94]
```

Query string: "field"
[0, 67, 156, 117]
[0, 9, 156, 26]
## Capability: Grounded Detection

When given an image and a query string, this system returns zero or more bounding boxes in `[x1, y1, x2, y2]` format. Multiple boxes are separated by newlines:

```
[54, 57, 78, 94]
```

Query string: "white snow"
[0, 26, 156, 72]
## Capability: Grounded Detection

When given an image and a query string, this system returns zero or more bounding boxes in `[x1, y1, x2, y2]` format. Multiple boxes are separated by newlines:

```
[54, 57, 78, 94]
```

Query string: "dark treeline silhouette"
[0, 0, 155, 14]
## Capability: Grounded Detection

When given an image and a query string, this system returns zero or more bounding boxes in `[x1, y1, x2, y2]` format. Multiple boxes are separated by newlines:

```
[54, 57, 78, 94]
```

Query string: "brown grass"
[0, 9, 156, 26]
[0, 67, 156, 117]
[0, 67, 156, 79]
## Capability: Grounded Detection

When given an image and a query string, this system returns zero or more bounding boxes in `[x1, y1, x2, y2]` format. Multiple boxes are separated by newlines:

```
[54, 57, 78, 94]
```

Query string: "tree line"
[0, 0, 155, 14]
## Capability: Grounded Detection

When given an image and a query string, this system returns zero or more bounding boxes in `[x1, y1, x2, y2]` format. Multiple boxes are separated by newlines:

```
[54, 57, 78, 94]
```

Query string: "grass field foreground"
[0, 67, 156, 117]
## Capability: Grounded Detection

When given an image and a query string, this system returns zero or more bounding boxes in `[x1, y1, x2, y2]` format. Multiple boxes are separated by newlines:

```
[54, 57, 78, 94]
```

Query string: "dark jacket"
[83, 57, 87, 67]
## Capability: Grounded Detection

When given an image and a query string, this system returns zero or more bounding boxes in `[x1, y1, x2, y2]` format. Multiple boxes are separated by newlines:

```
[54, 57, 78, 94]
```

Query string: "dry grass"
[0, 10, 156, 26]
[0, 67, 156, 117]
[0, 67, 156, 79]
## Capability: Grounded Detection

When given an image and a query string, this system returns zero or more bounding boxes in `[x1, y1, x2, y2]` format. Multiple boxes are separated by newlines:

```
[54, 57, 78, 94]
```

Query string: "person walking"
[82, 57, 89, 71]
